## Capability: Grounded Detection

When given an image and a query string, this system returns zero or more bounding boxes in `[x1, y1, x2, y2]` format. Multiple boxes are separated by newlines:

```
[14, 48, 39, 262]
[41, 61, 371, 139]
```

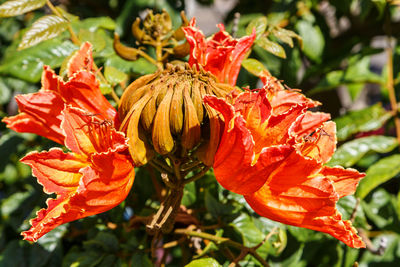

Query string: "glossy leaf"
[334, 104, 392, 141]
[0, 39, 77, 83]
[356, 154, 400, 199]
[241, 58, 267, 76]
[185, 258, 222, 267]
[272, 27, 302, 48]
[230, 213, 265, 247]
[328, 136, 398, 167]
[246, 16, 267, 39]
[256, 36, 286, 58]
[18, 15, 69, 50]
[104, 66, 128, 85]
[296, 20, 324, 62]
[0, 0, 46, 18]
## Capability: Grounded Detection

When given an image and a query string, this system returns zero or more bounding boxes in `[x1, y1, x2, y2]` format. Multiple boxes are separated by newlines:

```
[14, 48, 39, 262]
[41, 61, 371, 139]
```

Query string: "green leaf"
[78, 29, 106, 52]
[18, 15, 69, 50]
[256, 36, 286, 58]
[83, 232, 119, 252]
[182, 181, 196, 207]
[334, 103, 392, 141]
[230, 213, 265, 247]
[356, 154, 400, 199]
[204, 191, 234, 219]
[272, 27, 301, 48]
[328, 136, 398, 167]
[72, 16, 116, 32]
[0, 78, 11, 105]
[295, 21, 324, 62]
[246, 16, 267, 39]
[104, 66, 128, 85]
[0, 39, 77, 83]
[185, 258, 222, 267]
[0, 0, 46, 18]
[130, 253, 152, 267]
[105, 55, 157, 76]
[241, 58, 266, 76]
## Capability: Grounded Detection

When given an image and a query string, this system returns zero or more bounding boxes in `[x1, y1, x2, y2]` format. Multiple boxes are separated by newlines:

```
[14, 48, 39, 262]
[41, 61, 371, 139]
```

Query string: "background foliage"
[1, 0, 400, 266]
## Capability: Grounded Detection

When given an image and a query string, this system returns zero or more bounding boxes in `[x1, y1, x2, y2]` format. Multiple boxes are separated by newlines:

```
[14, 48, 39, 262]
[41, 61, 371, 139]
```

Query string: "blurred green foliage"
[1, 0, 400, 266]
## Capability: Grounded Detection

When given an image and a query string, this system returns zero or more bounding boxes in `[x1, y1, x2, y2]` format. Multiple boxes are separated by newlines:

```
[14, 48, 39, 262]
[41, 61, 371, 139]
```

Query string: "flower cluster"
[3, 19, 365, 248]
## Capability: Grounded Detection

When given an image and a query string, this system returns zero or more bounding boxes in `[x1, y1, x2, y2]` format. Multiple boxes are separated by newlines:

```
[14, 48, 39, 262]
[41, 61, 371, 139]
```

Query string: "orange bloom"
[2, 42, 118, 144]
[21, 106, 134, 241]
[183, 18, 255, 86]
[204, 85, 366, 248]
[3, 42, 133, 241]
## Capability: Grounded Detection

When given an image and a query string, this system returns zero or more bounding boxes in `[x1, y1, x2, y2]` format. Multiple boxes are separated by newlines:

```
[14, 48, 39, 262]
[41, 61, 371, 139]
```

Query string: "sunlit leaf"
[246, 16, 267, 39]
[185, 258, 222, 267]
[241, 58, 266, 76]
[230, 213, 265, 247]
[328, 136, 398, 167]
[18, 15, 69, 50]
[104, 65, 128, 85]
[0, 39, 77, 82]
[334, 103, 392, 141]
[356, 154, 400, 199]
[256, 36, 286, 58]
[296, 20, 324, 62]
[0, 0, 46, 18]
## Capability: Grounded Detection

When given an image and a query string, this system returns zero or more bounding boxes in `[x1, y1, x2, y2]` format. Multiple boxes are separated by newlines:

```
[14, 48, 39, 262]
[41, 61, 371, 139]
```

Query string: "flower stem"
[386, 44, 400, 147]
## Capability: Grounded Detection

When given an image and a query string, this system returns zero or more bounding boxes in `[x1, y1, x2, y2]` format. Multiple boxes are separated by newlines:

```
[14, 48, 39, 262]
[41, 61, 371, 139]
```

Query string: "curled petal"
[22, 165, 134, 242]
[21, 106, 134, 242]
[321, 166, 365, 198]
[300, 121, 336, 164]
[2, 91, 65, 143]
[67, 42, 94, 76]
[268, 88, 320, 115]
[289, 112, 331, 141]
[62, 106, 127, 156]
[183, 18, 255, 86]
[204, 94, 292, 194]
[21, 148, 86, 194]
[245, 175, 365, 248]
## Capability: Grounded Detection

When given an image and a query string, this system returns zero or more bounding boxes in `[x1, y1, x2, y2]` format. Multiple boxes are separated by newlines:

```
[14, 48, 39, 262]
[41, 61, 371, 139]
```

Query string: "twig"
[357, 228, 387, 255]
[174, 228, 270, 267]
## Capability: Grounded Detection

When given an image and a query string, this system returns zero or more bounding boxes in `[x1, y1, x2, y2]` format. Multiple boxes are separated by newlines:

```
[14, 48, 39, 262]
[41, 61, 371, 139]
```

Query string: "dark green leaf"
[246, 16, 267, 39]
[295, 21, 324, 62]
[334, 103, 392, 141]
[83, 232, 119, 252]
[256, 36, 286, 58]
[356, 154, 400, 199]
[72, 17, 116, 32]
[328, 136, 398, 167]
[182, 181, 196, 207]
[185, 258, 222, 267]
[230, 213, 265, 247]
[0, 39, 77, 83]
[204, 191, 233, 219]
[18, 15, 69, 50]
[130, 253, 152, 267]
[0, 0, 46, 18]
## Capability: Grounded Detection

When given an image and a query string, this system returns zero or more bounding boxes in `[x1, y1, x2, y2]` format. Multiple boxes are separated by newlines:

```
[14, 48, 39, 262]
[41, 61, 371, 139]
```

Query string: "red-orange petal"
[67, 42, 94, 77]
[21, 148, 86, 194]
[321, 166, 365, 198]
[204, 95, 292, 194]
[62, 106, 127, 156]
[289, 112, 331, 142]
[21, 106, 134, 242]
[2, 91, 65, 143]
[245, 174, 365, 248]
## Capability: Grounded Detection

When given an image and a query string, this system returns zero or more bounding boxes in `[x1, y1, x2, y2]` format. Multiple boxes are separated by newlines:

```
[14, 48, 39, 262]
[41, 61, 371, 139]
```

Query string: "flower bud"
[119, 64, 235, 166]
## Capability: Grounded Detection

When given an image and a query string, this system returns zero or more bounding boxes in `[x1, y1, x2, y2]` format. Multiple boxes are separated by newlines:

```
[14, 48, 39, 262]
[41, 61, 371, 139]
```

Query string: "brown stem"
[174, 228, 271, 267]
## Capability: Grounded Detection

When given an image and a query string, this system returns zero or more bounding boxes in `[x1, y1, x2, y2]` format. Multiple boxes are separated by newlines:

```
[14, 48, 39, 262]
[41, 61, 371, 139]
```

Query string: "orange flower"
[183, 18, 255, 86]
[21, 106, 134, 241]
[3, 42, 133, 241]
[2, 42, 118, 144]
[204, 85, 366, 248]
